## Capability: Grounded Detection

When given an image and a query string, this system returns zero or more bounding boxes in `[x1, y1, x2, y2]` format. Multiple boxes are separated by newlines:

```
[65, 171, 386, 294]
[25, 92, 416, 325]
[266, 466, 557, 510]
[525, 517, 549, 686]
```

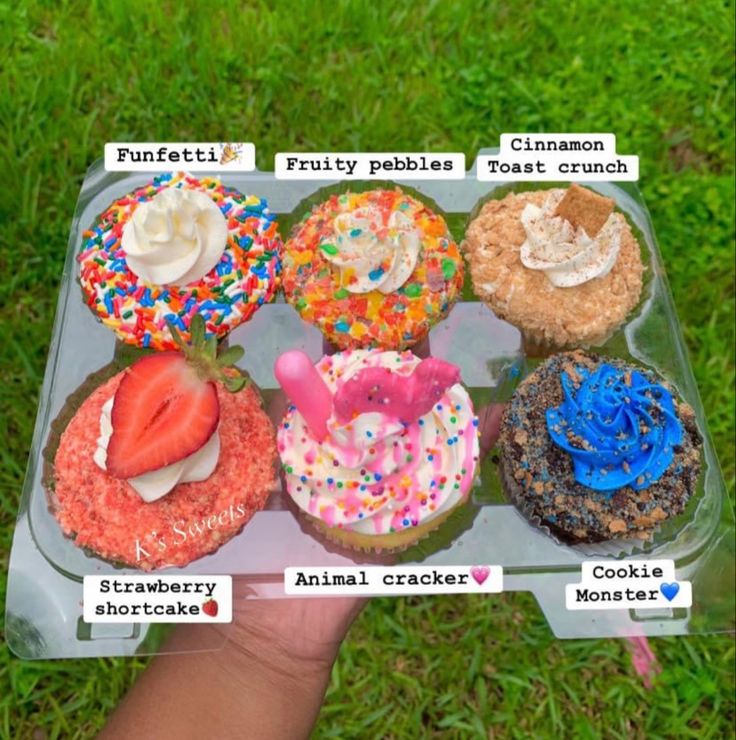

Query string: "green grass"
[1, 0, 734, 737]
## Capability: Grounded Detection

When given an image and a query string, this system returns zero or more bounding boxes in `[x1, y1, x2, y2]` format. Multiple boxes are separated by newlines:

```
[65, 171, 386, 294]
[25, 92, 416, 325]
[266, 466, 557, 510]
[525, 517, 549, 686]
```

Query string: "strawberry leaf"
[224, 374, 248, 392]
[190, 314, 206, 347]
[217, 345, 245, 366]
[167, 320, 184, 349]
[205, 335, 218, 361]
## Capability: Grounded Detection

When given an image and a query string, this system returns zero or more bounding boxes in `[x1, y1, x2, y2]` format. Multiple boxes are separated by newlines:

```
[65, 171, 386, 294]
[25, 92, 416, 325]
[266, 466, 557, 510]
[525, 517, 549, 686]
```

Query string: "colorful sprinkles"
[78, 172, 282, 350]
[281, 189, 464, 350]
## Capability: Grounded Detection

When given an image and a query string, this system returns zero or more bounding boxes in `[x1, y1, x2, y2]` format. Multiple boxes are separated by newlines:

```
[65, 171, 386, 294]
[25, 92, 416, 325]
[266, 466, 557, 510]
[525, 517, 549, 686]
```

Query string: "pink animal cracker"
[333, 357, 461, 424]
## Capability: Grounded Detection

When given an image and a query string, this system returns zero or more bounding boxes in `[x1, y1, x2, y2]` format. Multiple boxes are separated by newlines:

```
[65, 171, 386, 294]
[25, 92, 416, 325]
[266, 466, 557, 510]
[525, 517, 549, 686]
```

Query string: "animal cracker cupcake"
[463, 184, 645, 352]
[78, 172, 282, 350]
[46, 317, 278, 570]
[281, 188, 464, 350]
[499, 350, 702, 545]
[275, 348, 480, 551]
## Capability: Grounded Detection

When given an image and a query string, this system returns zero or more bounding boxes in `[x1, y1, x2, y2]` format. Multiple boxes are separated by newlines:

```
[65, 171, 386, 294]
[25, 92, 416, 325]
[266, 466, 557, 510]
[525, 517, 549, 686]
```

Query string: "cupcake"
[274, 348, 480, 552]
[281, 188, 464, 350]
[78, 172, 282, 350]
[499, 350, 702, 544]
[46, 318, 278, 570]
[463, 184, 644, 351]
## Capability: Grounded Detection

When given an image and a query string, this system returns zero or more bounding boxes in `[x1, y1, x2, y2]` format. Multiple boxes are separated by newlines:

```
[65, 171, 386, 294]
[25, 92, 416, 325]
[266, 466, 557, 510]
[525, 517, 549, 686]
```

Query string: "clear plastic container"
[6, 152, 734, 658]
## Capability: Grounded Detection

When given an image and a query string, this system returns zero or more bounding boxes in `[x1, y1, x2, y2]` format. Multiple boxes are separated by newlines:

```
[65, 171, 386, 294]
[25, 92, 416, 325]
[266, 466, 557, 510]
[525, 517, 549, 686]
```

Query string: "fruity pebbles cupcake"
[274, 347, 480, 552]
[282, 188, 464, 350]
[45, 318, 278, 570]
[463, 184, 645, 352]
[78, 172, 282, 350]
[499, 350, 702, 545]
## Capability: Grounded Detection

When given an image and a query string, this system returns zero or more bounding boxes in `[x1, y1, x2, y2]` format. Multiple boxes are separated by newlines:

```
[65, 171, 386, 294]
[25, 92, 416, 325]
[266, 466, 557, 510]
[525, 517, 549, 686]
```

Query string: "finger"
[266, 388, 288, 425]
[477, 403, 505, 460]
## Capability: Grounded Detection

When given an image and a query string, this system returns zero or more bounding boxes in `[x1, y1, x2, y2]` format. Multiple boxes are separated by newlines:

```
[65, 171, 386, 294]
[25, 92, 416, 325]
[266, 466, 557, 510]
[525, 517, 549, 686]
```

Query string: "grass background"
[1, 0, 734, 737]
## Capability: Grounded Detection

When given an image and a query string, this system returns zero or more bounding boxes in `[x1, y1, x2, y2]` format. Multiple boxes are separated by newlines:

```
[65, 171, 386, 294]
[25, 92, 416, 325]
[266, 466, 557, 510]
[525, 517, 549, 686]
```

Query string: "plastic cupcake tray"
[6, 151, 734, 658]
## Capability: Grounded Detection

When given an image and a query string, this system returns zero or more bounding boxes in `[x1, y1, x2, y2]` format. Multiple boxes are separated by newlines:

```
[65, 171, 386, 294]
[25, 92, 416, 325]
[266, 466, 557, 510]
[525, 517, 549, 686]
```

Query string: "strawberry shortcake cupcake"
[45, 317, 278, 570]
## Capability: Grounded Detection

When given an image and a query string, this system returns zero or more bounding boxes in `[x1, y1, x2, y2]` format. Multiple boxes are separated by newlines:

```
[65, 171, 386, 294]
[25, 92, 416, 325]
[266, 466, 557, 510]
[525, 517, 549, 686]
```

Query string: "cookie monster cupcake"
[274, 348, 480, 551]
[464, 184, 645, 353]
[78, 172, 282, 350]
[282, 188, 464, 350]
[45, 317, 279, 570]
[499, 350, 702, 545]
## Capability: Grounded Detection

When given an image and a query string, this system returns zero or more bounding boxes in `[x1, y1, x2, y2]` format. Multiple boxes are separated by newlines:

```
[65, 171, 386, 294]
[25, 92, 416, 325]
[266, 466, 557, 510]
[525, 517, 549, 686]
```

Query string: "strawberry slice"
[106, 352, 219, 479]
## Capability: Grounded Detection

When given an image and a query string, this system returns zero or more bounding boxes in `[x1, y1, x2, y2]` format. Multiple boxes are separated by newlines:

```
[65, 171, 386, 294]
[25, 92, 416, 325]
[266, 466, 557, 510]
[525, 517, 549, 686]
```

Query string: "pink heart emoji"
[470, 566, 490, 586]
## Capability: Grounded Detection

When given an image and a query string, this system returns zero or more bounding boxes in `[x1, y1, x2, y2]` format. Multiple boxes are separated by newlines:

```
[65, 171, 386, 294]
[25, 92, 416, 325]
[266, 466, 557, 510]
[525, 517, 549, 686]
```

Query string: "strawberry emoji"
[202, 599, 218, 617]
[106, 315, 248, 479]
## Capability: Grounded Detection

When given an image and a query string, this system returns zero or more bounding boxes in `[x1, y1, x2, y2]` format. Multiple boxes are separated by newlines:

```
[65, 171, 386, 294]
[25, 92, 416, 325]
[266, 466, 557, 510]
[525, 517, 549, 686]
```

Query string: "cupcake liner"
[284, 467, 482, 563]
[299, 499, 478, 561]
[520, 327, 619, 361]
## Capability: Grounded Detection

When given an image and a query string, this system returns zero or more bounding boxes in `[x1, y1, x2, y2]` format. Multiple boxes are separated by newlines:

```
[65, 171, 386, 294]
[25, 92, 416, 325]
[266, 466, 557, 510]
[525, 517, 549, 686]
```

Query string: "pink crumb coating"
[51, 373, 278, 570]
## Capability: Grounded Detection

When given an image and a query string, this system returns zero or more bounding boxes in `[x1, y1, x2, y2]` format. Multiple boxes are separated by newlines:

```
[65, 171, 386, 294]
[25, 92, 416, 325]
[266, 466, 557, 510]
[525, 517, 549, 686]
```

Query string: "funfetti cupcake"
[281, 188, 464, 350]
[499, 350, 702, 545]
[46, 317, 278, 570]
[463, 184, 645, 352]
[274, 349, 480, 552]
[78, 172, 282, 350]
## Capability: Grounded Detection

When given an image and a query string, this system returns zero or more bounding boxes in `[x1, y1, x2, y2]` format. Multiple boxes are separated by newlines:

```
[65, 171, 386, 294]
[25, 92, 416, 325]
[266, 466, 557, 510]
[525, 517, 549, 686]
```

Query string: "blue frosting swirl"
[546, 363, 683, 495]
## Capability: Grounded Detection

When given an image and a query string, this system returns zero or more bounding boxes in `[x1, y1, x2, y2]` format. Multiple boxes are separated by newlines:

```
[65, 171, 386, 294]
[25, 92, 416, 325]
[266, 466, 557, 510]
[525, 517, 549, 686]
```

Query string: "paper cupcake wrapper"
[285, 470, 482, 563]
[519, 324, 630, 361]
[297, 500, 480, 561]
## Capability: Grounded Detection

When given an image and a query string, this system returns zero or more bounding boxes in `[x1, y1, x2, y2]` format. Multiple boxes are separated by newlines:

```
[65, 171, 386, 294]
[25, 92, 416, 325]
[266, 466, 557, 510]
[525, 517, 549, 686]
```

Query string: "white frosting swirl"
[121, 187, 228, 286]
[320, 206, 420, 293]
[93, 396, 220, 502]
[278, 350, 479, 535]
[519, 192, 622, 287]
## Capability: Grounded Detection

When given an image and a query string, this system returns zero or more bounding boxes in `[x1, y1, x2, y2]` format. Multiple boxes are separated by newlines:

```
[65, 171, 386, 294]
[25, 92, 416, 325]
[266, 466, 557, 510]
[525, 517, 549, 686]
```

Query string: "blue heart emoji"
[660, 582, 680, 602]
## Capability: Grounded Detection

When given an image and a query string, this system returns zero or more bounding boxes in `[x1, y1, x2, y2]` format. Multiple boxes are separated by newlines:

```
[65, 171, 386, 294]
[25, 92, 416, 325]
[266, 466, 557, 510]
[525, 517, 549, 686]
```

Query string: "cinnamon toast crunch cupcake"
[275, 348, 480, 551]
[499, 350, 701, 544]
[46, 319, 278, 569]
[464, 184, 644, 352]
[78, 172, 282, 350]
[282, 188, 463, 350]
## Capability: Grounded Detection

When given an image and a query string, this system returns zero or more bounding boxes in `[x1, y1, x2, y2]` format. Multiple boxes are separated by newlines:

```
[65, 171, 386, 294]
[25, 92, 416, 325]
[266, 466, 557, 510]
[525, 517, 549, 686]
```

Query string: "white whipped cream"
[519, 192, 622, 288]
[93, 396, 220, 502]
[278, 350, 479, 535]
[321, 206, 420, 293]
[121, 187, 228, 286]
